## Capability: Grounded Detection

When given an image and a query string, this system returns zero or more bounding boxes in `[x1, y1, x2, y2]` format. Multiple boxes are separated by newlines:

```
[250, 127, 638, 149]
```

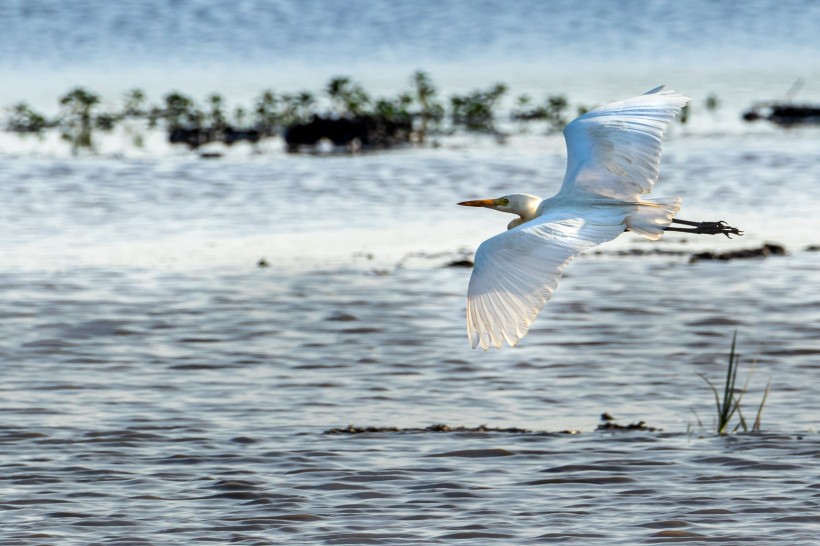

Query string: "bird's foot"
[693, 220, 744, 238]
[666, 220, 744, 238]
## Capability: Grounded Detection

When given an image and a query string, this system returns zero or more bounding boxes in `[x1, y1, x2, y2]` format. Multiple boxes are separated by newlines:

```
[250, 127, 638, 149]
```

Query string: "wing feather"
[560, 86, 690, 200]
[466, 214, 625, 349]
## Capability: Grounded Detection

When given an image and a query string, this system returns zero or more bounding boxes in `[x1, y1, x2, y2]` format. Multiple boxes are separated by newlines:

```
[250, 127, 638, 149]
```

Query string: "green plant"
[509, 93, 569, 133]
[233, 106, 246, 128]
[450, 83, 507, 133]
[59, 87, 103, 149]
[122, 88, 147, 118]
[410, 70, 443, 140]
[544, 95, 569, 133]
[326, 76, 371, 116]
[697, 331, 771, 434]
[253, 90, 280, 135]
[206, 93, 228, 130]
[163, 92, 200, 130]
[4, 102, 51, 133]
[704, 93, 720, 112]
[280, 91, 315, 126]
[373, 95, 412, 123]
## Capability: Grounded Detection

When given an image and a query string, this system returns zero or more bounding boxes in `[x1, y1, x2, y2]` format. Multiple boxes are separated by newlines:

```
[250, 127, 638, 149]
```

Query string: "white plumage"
[462, 86, 690, 350]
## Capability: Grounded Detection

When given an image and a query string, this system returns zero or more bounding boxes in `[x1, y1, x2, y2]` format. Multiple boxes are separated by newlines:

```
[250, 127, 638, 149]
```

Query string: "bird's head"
[458, 193, 541, 228]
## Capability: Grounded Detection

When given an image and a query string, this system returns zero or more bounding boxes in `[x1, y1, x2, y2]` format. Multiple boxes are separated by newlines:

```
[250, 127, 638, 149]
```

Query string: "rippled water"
[2, 128, 819, 543]
[4, 0, 819, 67]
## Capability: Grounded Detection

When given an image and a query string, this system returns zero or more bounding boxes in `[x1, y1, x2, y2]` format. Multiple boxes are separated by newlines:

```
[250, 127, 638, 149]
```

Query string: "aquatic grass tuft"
[752, 379, 772, 432]
[697, 331, 771, 435]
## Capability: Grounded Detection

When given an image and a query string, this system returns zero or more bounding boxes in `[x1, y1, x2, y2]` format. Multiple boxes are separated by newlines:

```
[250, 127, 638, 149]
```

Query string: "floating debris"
[741, 79, 820, 127]
[596, 420, 660, 432]
[393, 250, 473, 270]
[593, 248, 690, 257]
[690, 243, 786, 262]
[323, 423, 581, 435]
[590, 242, 794, 262]
[445, 259, 474, 268]
[595, 413, 659, 432]
[742, 103, 820, 126]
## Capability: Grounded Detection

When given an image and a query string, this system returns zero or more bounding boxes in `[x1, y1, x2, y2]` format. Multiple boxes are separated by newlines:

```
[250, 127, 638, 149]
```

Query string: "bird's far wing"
[466, 214, 624, 350]
[559, 86, 690, 200]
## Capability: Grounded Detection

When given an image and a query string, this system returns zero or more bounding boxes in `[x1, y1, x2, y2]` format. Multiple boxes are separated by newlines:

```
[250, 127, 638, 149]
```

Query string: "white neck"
[505, 194, 542, 230]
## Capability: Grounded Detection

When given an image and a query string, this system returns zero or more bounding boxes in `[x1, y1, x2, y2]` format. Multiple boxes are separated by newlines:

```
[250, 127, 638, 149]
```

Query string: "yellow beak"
[458, 198, 499, 208]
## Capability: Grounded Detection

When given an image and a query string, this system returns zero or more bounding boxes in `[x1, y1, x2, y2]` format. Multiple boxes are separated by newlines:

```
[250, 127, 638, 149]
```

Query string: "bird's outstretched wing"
[466, 212, 625, 350]
[560, 86, 690, 200]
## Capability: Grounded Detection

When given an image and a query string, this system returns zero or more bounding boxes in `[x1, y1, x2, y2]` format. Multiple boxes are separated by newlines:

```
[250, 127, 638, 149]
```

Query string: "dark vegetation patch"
[689, 243, 786, 262]
[5, 72, 708, 154]
[323, 419, 661, 435]
[596, 421, 659, 432]
[444, 259, 475, 268]
[323, 424, 572, 435]
[592, 243, 790, 262]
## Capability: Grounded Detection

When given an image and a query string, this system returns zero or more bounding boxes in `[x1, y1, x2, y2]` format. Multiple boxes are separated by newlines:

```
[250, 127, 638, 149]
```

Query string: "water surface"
[2, 133, 819, 544]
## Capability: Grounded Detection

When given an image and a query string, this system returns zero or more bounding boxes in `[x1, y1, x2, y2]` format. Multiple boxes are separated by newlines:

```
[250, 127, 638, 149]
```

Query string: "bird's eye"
[500, 199, 509, 206]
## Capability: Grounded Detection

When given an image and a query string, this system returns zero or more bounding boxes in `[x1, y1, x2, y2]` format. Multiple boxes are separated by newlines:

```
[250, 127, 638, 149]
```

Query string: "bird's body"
[459, 86, 737, 350]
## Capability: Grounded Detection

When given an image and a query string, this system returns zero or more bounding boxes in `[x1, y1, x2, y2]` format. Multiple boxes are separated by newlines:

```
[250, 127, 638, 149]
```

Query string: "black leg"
[665, 219, 743, 238]
[670, 219, 701, 227]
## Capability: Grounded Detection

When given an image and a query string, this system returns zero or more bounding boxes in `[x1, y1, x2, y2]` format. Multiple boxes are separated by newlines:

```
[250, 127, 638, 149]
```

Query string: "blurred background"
[2, 0, 820, 133]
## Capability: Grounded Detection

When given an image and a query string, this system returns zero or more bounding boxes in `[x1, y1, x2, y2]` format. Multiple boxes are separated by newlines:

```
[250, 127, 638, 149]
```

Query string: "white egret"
[459, 86, 741, 350]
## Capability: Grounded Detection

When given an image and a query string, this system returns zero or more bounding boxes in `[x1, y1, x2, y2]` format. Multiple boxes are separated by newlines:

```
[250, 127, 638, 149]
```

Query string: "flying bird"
[459, 86, 741, 350]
